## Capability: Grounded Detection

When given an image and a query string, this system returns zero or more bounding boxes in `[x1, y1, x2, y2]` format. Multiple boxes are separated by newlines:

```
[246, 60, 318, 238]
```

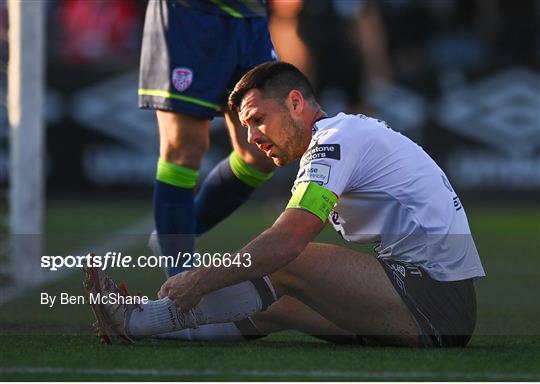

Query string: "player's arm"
[200, 206, 324, 290]
[159, 182, 337, 308]
[195, 181, 336, 293]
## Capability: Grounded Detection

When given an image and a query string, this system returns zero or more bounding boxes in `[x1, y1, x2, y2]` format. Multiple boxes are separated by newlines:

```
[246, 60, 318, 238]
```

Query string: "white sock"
[127, 297, 195, 338]
[155, 323, 244, 341]
[192, 279, 271, 325]
[127, 278, 276, 338]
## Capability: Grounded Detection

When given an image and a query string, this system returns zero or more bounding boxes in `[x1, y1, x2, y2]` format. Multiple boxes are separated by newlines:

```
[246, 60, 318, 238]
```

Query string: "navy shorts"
[378, 258, 478, 348]
[138, 0, 276, 118]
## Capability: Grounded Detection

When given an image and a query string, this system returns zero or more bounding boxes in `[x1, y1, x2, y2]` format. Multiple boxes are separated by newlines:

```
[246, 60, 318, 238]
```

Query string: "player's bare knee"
[268, 268, 302, 298]
[268, 243, 321, 295]
[156, 110, 210, 168]
[160, 140, 208, 168]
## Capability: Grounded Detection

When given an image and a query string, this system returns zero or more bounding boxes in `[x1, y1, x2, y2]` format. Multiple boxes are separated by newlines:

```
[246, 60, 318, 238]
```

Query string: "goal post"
[7, 0, 45, 283]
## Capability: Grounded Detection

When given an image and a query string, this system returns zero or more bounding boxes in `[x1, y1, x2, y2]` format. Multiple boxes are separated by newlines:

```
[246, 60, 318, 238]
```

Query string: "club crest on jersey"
[172, 67, 193, 92]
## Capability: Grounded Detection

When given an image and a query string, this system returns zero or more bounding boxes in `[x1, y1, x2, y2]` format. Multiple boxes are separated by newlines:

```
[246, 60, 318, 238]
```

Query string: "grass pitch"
[0, 198, 538, 381]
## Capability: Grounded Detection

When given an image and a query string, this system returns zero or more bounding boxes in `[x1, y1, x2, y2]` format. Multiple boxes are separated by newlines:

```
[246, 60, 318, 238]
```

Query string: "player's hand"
[157, 271, 202, 313]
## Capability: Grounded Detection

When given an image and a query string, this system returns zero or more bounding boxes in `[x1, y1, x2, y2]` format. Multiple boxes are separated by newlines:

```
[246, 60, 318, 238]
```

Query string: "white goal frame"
[7, 0, 45, 282]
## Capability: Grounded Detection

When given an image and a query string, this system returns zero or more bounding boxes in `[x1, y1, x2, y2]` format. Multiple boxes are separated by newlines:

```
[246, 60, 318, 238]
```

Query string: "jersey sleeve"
[287, 123, 361, 222]
[292, 125, 359, 198]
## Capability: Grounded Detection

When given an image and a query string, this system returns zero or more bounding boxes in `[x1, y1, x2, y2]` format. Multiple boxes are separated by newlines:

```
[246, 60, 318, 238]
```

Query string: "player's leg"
[223, 15, 278, 176]
[153, 111, 209, 277]
[125, 244, 419, 346]
[268, 242, 421, 347]
[193, 16, 277, 236]
[224, 110, 275, 175]
[138, 1, 240, 276]
[156, 112, 210, 168]
[155, 295, 357, 343]
[89, 244, 472, 346]
[250, 295, 360, 344]
[86, 261, 352, 345]
[194, 110, 275, 235]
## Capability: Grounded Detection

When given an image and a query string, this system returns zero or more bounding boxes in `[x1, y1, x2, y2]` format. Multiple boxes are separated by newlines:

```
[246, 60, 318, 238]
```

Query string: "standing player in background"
[138, 0, 276, 278]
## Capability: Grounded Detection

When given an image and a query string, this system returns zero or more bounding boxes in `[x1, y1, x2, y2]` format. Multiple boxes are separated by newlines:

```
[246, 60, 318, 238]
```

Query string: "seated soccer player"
[86, 62, 485, 347]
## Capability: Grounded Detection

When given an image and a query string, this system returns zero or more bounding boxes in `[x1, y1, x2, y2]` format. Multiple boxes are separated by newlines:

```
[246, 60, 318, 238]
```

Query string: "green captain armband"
[286, 182, 337, 223]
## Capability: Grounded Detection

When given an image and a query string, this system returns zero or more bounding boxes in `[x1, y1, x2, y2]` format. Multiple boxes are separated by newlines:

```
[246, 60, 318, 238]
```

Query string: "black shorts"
[377, 258, 477, 348]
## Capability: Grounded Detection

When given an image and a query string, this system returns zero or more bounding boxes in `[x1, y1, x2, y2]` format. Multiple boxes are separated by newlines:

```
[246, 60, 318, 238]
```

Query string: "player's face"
[239, 89, 305, 166]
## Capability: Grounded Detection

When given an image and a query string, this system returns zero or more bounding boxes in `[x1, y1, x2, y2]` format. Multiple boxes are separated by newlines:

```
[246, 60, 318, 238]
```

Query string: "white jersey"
[292, 113, 485, 281]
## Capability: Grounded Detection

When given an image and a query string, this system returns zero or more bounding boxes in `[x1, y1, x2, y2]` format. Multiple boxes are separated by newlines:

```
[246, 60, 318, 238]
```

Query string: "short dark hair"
[228, 61, 316, 112]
